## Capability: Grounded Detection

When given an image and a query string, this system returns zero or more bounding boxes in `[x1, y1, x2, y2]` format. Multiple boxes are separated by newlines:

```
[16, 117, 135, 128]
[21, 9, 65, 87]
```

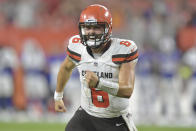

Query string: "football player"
[54, 4, 138, 131]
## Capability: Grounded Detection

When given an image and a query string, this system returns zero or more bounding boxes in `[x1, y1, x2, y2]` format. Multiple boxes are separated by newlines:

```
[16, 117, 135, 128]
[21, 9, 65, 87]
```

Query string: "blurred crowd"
[0, 0, 196, 126]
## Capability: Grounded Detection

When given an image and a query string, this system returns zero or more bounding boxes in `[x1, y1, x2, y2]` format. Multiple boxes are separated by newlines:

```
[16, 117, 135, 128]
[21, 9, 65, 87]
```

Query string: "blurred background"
[0, 0, 196, 128]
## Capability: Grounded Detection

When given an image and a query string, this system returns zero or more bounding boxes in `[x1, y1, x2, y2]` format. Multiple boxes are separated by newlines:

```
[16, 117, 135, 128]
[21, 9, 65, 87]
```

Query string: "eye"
[97, 24, 106, 30]
[94, 26, 101, 29]
[84, 26, 91, 30]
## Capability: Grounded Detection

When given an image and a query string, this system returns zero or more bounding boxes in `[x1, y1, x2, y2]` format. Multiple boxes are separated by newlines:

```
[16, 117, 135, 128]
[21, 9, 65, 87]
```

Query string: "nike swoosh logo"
[116, 123, 124, 126]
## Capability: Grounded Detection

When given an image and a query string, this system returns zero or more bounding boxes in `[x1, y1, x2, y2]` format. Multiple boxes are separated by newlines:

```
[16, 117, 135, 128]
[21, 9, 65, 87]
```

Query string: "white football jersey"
[66, 35, 138, 118]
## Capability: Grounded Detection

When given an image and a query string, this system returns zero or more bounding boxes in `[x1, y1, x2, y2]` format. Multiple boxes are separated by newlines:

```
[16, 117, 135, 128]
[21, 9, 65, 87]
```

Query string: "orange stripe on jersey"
[66, 48, 81, 62]
[112, 57, 126, 62]
[112, 50, 138, 64]
[126, 51, 138, 61]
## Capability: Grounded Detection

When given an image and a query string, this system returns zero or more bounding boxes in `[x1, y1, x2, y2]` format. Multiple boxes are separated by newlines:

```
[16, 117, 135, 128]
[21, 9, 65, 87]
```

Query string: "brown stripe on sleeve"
[66, 47, 81, 62]
[112, 50, 138, 64]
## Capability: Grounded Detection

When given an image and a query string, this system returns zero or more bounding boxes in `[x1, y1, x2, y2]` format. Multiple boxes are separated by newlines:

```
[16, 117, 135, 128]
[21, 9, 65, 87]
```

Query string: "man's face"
[80, 23, 107, 48]
[83, 24, 105, 39]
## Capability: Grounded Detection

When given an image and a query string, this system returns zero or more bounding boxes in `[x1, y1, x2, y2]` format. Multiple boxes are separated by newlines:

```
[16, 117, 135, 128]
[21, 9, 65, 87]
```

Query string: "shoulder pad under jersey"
[66, 35, 84, 63]
[112, 38, 138, 64]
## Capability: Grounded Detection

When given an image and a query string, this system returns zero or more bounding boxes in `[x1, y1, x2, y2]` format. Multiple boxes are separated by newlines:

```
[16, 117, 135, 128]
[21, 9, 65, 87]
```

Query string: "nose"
[87, 27, 95, 34]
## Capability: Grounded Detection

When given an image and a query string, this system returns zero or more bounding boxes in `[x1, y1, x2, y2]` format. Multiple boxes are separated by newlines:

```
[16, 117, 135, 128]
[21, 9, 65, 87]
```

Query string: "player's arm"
[117, 60, 137, 98]
[54, 56, 76, 112]
[56, 56, 76, 92]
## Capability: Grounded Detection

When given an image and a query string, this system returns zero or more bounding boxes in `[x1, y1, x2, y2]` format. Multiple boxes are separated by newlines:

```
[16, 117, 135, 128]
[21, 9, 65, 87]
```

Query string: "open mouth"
[88, 34, 103, 40]
[89, 35, 95, 40]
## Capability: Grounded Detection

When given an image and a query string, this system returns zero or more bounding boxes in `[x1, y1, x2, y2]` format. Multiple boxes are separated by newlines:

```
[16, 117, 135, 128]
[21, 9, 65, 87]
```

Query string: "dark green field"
[0, 122, 196, 131]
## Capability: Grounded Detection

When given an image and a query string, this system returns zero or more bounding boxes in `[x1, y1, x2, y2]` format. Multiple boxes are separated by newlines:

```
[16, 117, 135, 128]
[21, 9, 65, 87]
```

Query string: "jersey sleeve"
[112, 39, 138, 64]
[66, 35, 82, 63]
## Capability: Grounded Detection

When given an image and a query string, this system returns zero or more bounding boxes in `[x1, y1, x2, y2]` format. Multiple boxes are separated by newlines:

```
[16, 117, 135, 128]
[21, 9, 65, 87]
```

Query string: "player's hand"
[54, 100, 66, 112]
[85, 71, 99, 88]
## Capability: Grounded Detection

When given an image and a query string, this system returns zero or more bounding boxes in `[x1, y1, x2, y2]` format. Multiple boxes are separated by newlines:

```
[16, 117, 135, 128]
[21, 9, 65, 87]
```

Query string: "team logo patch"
[85, 19, 97, 23]
[94, 62, 98, 66]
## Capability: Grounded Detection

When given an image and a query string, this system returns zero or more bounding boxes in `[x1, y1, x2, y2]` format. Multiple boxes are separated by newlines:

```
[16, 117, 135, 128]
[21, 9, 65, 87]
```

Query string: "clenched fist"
[54, 100, 66, 112]
[84, 71, 99, 88]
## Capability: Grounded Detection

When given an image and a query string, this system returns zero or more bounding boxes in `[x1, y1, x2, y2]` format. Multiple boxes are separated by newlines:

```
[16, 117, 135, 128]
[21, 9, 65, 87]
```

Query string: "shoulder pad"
[112, 38, 138, 64]
[66, 35, 83, 62]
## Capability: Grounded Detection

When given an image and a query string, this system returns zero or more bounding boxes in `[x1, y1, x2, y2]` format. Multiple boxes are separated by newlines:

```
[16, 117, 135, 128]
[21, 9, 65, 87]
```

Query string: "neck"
[91, 40, 111, 54]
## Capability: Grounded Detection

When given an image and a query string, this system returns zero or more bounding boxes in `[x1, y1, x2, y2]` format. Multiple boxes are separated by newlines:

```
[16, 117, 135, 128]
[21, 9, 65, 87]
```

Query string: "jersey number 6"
[72, 37, 81, 43]
[91, 88, 109, 108]
[120, 41, 131, 47]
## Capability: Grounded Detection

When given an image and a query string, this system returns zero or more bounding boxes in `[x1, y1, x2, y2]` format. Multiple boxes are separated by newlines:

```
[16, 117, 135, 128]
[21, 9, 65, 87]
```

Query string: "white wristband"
[54, 91, 64, 101]
[97, 78, 119, 96]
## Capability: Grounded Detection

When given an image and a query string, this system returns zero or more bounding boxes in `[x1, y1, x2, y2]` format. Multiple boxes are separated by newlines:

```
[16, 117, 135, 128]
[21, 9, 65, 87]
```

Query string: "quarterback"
[54, 4, 138, 131]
